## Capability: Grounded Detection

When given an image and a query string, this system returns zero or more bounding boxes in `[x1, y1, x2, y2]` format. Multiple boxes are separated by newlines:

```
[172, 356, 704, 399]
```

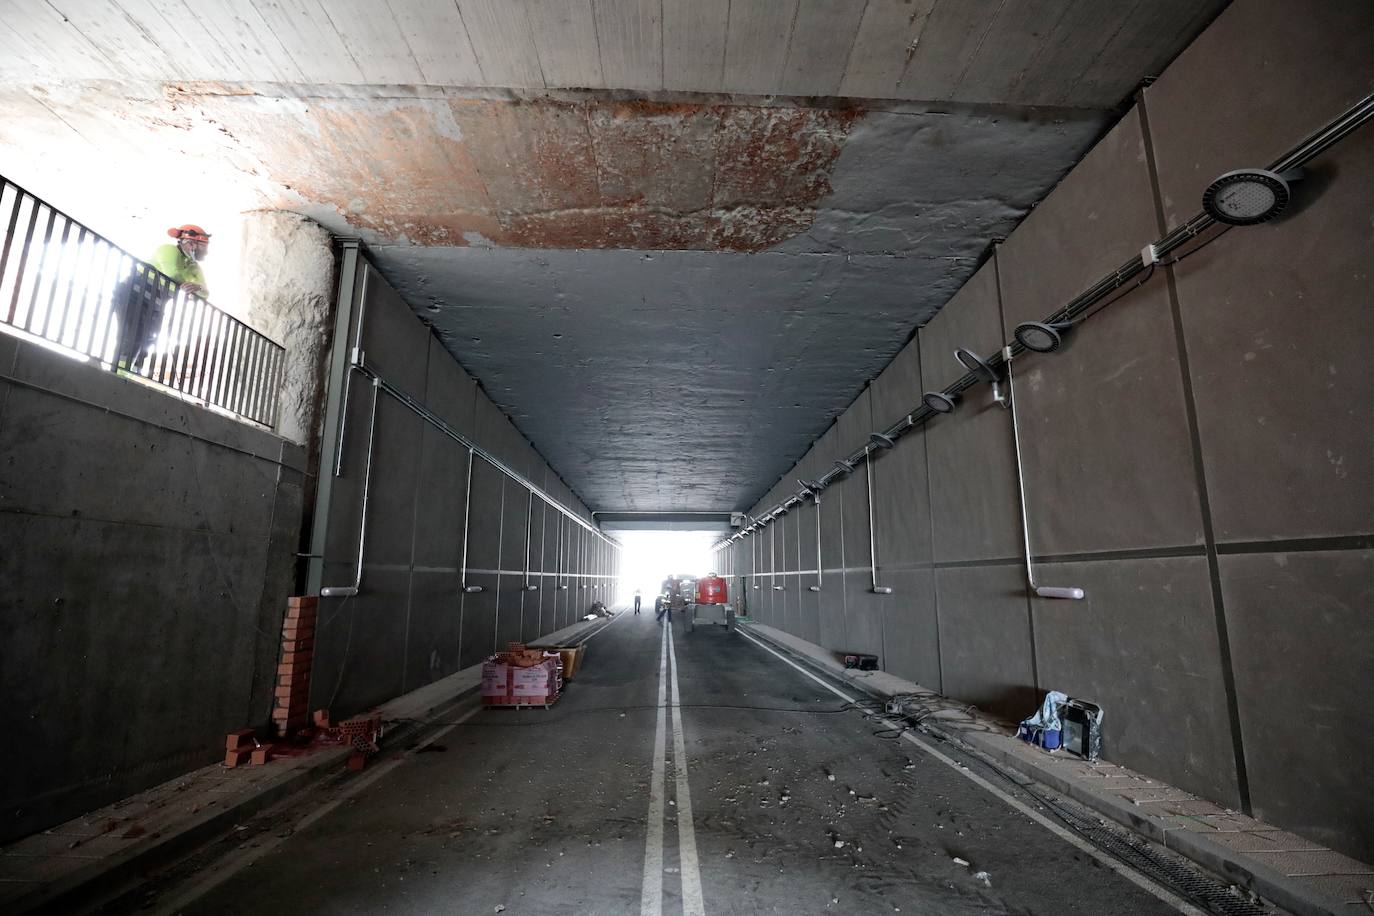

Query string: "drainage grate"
[1038, 793, 1274, 916]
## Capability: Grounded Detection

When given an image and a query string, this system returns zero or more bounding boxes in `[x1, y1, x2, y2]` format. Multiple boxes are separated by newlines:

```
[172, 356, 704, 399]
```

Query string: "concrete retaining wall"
[311, 262, 620, 716]
[0, 335, 304, 844]
[721, 0, 1374, 863]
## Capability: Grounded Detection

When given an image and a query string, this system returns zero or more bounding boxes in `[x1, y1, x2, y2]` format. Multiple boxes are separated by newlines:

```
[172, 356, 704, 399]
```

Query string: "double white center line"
[641, 622, 705, 916]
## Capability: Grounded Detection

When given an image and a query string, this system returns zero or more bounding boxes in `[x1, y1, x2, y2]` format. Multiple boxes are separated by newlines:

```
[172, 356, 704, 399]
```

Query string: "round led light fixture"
[954, 347, 1000, 384]
[923, 391, 956, 413]
[1015, 321, 1070, 353]
[1202, 169, 1292, 225]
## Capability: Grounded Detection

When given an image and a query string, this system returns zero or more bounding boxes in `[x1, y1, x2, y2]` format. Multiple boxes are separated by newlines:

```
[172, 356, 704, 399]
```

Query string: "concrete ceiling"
[0, 0, 1226, 512]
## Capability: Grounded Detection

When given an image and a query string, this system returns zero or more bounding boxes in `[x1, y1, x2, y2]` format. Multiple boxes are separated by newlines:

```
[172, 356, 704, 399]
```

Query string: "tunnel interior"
[2, 1, 1373, 912]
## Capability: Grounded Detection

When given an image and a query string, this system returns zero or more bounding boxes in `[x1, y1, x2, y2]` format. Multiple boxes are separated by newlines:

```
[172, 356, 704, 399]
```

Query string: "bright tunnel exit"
[614, 529, 718, 605]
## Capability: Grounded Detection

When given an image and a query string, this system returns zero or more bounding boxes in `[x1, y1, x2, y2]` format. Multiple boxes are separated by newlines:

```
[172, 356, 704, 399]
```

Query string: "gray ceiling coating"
[0, 0, 1228, 515]
[379, 108, 1107, 511]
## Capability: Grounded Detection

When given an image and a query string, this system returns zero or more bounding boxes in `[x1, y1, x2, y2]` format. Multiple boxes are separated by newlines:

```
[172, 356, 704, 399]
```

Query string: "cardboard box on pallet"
[482, 656, 560, 705]
[481, 661, 511, 698]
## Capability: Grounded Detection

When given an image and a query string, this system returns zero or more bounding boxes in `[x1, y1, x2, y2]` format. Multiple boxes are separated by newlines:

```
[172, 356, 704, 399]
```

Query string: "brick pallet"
[481, 646, 563, 708]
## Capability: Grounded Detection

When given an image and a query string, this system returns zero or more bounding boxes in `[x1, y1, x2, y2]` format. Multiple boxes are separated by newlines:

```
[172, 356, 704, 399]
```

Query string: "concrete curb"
[13, 614, 618, 915]
[737, 623, 1342, 916]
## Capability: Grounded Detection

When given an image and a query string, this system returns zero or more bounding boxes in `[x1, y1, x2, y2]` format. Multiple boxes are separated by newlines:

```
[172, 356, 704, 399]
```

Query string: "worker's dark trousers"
[634, 597, 641, 614]
[111, 272, 165, 368]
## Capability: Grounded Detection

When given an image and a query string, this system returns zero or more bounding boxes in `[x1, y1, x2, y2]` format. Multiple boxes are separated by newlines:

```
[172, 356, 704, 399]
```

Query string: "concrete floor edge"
[736, 622, 1350, 916]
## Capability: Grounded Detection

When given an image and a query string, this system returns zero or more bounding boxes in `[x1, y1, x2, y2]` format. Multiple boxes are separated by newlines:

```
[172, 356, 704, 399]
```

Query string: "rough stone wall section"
[238, 211, 337, 446]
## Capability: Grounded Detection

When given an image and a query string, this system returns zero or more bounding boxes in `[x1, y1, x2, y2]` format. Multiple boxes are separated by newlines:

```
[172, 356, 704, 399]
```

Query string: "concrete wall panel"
[1221, 550, 1374, 862]
[425, 335, 476, 436]
[933, 564, 1035, 720]
[459, 572, 500, 668]
[0, 338, 300, 843]
[1031, 557, 1240, 807]
[1143, 1, 1374, 543]
[403, 570, 462, 691]
[879, 568, 940, 690]
[411, 430, 468, 570]
[995, 110, 1205, 554]
[919, 266, 1020, 563]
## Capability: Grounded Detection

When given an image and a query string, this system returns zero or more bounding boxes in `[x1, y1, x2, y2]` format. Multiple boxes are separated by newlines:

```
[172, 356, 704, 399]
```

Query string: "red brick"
[277, 660, 311, 678]
[224, 747, 252, 768]
[313, 709, 332, 728]
[287, 595, 318, 609]
[281, 637, 314, 655]
[281, 623, 315, 641]
[225, 729, 254, 750]
[279, 650, 313, 666]
[273, 716, 309, 738]
[346, 752, 367, 772]
[274, 694, 309, 712]
[250, 744, 274, 765]
[274, 682, 311, 701]
[285, 603, 317, 620]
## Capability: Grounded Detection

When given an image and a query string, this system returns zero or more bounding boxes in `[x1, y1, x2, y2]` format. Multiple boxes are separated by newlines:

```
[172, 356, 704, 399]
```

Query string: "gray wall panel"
[880, 568, 940, 690]
[1144, 1, 1374, 543]
[934, 564, 1035, 720]
[1031, 557, 1239, 808]
[403, 570, 462, 691]
[1220, 550, 1374, 863]
[919, 265, 1021, 563]
[996, 108, 1204, 555]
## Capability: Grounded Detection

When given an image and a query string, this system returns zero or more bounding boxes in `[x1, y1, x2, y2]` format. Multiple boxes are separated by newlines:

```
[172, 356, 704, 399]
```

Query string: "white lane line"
[735, 630, 1207, 916]
[152, 700, 485, 915]
[667, 623, 706, 916]
[640, 622, 669, 916]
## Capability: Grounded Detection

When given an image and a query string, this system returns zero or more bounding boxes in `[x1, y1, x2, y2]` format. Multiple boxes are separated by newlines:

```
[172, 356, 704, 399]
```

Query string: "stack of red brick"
[273, 596, 316, 736]
[224, 729, 272, 767]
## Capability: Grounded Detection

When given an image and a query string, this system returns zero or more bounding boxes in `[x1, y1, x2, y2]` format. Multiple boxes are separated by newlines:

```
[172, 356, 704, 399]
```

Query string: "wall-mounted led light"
[955, 347, 1000, 384]
[869, 432, 895, 450]
[923, 391, 956, 413]
[1202, 168, 1301, 225]
[1014, 321, 1072, 353]
[832, 459, 853, 476]
[464, 585, 484, 593]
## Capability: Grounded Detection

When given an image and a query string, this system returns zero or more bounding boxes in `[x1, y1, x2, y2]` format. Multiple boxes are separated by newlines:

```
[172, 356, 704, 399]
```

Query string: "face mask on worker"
[180, 237, 209, 262]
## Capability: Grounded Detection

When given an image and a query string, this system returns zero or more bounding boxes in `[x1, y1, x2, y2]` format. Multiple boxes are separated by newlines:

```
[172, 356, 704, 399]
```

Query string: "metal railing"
[0, 176, 285, 427]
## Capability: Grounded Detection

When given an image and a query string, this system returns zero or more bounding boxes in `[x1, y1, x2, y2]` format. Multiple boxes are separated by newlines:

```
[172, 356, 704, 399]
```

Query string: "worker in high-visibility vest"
[115, 224, 211, 369]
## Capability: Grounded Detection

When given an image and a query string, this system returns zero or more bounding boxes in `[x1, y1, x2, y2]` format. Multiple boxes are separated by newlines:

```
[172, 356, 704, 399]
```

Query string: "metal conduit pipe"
[810, 494, 823, 592]
[770, 515, 780, 590]
[715, 91, 1374, 554]
[459, 448, 481, 593]
[864, 445, 893, 594]
[1005, 348, 1084, 601]
[332, 267, 371, 476]
[320, 377, 381, 598]
[522, 490, 538, 591]
[344, 360, 616, 549]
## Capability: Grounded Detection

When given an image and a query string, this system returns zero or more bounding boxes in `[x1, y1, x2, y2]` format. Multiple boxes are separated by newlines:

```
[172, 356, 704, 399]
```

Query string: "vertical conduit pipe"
[320, 377, 380, 598]
[460, 448, 482, 593]
[1006, 350, 1084, 600]
[865, 447, 892, 594]
[810, 495, 823, 592]
[333, 267, 371, 475]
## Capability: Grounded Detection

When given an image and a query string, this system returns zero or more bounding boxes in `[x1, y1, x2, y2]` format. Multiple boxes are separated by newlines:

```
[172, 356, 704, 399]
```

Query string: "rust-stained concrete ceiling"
[0, 0, 1227, 511]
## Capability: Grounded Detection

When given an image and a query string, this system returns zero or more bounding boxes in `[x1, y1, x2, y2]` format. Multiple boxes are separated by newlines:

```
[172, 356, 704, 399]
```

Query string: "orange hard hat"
[168, 224, 211, 241]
